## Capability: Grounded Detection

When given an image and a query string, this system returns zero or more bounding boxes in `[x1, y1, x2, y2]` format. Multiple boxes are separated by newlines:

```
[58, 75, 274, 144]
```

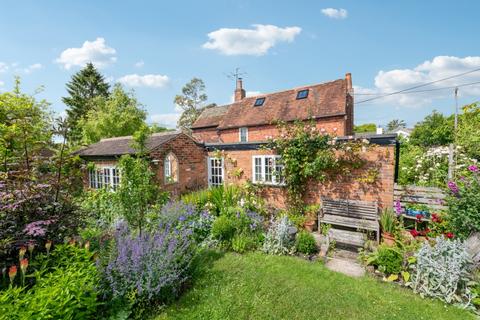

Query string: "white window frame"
[208, 157, 224, 187]
[239, 127, 248, 142]
[251, 155, 285, 186]
[88, 167, 120, 191]
[164, 152, 179, 184]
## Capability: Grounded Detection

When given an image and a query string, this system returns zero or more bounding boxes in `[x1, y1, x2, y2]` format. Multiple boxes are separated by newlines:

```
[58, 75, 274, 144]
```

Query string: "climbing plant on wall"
[266, 120, 374, 210]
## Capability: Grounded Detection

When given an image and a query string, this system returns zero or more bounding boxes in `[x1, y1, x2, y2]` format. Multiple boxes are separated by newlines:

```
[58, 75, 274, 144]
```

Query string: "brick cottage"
[77, 73, 398, 209]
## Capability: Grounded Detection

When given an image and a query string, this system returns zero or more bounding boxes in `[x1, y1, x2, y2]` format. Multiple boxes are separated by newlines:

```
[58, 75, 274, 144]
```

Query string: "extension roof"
[75, 131, 182, 158]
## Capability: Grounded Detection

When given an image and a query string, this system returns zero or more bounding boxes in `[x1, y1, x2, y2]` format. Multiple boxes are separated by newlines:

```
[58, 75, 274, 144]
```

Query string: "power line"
[354, 80, 480, 96]
[355, 67, 480, 104]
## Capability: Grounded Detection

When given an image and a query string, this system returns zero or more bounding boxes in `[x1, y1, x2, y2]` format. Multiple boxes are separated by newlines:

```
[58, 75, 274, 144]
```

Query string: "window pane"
[275, 157, 285, 184]
[104, 168, 111, 188]
[264, 157, 273, 182]
[254, 157, 262, 182]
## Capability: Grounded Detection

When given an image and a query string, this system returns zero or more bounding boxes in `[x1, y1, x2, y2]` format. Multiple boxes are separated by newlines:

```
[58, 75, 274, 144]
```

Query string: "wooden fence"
[394, 184, 448, 212]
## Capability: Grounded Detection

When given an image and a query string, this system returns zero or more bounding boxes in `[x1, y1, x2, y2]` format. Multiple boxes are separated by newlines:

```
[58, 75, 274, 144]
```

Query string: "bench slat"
[320, 214, 378, 231]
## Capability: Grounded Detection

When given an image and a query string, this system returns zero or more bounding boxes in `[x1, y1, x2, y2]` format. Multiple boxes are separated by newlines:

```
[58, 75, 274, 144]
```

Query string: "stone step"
[329, 228, 366, 248]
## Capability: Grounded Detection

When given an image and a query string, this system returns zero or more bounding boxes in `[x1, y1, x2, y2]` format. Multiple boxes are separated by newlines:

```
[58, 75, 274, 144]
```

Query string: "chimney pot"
[234, 77, 246, 102]
[345, 73, 353, 93]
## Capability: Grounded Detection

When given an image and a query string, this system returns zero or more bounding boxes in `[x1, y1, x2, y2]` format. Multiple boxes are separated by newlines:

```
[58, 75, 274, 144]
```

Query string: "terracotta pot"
[304, 220, 316, 232]
[382, 232, 395, 246]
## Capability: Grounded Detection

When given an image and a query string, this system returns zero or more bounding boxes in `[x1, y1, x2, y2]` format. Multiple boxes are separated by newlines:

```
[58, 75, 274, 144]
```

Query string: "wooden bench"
[318, 198, 380, 243]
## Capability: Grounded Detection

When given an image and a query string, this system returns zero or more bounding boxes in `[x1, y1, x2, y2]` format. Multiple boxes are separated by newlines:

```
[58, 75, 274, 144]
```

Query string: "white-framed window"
[88, 167, 120, 191]
[251, 155, 284, 185]
[239, 127, 248, 142]
[164, 152, 179, 184]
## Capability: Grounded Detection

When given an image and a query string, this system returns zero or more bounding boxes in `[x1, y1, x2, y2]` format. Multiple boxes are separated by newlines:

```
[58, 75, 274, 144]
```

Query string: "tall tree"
[174, 78, 215, 132]
[78, 84, 146, 145]
[386, 119, 407, 132]
[62, 62, 110, 143]
[457, 102, 480, 160]
[410, 110, 453, 147]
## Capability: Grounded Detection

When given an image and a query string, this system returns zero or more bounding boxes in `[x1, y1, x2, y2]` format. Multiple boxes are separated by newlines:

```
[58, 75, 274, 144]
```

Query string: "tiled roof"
[75, 131, 181, 157]
[191, 105, 230, 129]
[192, 78, 348, 130]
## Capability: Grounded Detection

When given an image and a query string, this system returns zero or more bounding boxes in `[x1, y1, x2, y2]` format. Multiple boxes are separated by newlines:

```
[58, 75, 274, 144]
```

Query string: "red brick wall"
[193, 116, 347, 144]
[83, 134, 208, 197]
[212, 144, 395, 210]
[150, 134, 207, 196]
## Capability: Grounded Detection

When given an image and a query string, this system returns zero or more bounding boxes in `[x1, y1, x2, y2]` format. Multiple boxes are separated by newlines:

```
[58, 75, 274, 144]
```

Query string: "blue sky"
[1, 0, 479, 128]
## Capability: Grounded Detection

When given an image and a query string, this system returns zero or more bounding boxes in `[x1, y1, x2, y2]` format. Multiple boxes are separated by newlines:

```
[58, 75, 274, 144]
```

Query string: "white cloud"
[55, 37, 117, 70]
[357, 56, 480, 107]
[150, 113, 180, 129]
[0, 62, 8, 73]
[23, 63, 43, 74]
[203, 24, 301, 56]
[0, 80, 4, 87]
[321, 8, 348, 19]
[134, 60, 145, 68]
[118, 74, 170, 88]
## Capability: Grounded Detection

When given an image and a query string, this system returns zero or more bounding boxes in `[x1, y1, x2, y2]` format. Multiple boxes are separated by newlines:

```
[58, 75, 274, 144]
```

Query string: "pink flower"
[468, 165, 479, 173]
[448, 181, 459, 194]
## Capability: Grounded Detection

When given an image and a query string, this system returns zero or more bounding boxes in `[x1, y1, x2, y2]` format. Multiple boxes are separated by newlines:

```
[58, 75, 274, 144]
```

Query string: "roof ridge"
[99, 130, 180, 142]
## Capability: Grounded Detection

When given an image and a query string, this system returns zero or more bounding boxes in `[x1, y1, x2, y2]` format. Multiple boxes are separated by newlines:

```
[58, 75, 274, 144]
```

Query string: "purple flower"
[394, 199, 402, 216]
[468, 165, 479, 173]
[178, 215, 186, 222]
[448, 181, 459, 194]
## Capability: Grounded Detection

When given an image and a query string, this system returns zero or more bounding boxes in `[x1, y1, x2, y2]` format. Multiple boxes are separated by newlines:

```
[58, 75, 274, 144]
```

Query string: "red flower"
[445, 232, 454, 239]
[416, 214, 423, 222]
[20, 258, 28, 274]
[410, 229, 419, 237]
[431, 213, 441, 223]
[8, 265, 17, 283]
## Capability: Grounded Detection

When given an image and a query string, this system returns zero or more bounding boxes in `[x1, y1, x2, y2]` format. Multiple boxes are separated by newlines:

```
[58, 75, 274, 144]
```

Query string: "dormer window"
[296, 89, 309, 100]
[254, 97, 265, 106]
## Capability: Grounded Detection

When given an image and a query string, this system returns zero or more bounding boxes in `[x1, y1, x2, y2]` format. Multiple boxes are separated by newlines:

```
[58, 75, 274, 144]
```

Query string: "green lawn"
[155, 251, 473, 320]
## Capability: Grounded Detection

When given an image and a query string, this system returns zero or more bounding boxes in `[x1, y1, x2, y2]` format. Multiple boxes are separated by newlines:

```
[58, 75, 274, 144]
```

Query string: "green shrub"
[211, 215, 236, 244]
[295, 231, 317, 255]
[181, 189, 210, 211]
[368, 245, 403, 274]
[0, 244, 99, 319]
[446, 171, 480, 239]
[232, 234, 257, 253]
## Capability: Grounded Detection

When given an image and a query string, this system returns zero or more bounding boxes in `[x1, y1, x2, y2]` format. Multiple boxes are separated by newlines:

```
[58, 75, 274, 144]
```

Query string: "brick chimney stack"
[345, 73, 353, 94]
[234, 77, 246, 102]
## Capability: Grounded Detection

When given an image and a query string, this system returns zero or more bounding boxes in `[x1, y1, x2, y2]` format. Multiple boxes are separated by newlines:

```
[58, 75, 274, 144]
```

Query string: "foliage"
[354, 123, 376, 133]
[117, 151, 160, 234]
[411, 237, 473, 305]
[78, 84, 147, 144]
[262, 216, 295, 255]
[380, 208, 397, 234]
[174, 78, 216, 132]
[98, 221, 194, 303]
[0, 244, 99, 319]
[295, 231, 317, 255]
[410, 110, 453, 147]
[367, 244, 403, 274]
[401, 144, 476, 187]
[77, 188, 122, 229]
[457, 102, 480, 160]
[267, 120, 370, 208]
[181, 189, 211, 211]
[156, 252, 473, 319]
[386, 119, 407, 132]
[397, 139, 424, 185]
[154, 201, 213, 243]
[446, 169, 480, 239]
[0, 78, 52, 171]
[211, 208, 264, 250]
[62, 62, 110, 144]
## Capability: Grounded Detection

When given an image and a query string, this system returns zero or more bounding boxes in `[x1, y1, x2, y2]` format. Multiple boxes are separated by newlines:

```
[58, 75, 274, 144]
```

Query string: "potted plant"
[303, 204, 320, 232]
[380, 208, 397, 246]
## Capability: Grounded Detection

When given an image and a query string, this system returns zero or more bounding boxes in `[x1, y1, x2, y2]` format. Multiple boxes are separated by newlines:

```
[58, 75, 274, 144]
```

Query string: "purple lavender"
[100, 221, 194, 301]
